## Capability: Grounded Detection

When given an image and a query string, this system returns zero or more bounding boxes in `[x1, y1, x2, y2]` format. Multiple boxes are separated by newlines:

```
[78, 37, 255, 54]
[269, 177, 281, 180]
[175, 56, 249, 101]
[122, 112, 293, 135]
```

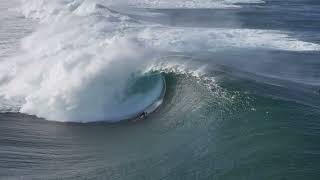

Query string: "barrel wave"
[1, 0, 319, 122]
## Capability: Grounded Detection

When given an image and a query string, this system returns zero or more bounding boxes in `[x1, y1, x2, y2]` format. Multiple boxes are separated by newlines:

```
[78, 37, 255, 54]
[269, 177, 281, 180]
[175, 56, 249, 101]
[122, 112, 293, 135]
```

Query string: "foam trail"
[113, 0, 265, 9]
[139, 27, 320, 52]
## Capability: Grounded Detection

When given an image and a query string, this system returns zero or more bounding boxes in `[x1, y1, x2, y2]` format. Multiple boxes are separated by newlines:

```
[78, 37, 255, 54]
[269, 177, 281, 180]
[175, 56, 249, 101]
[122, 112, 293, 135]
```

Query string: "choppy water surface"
[0, 0, 320, 179]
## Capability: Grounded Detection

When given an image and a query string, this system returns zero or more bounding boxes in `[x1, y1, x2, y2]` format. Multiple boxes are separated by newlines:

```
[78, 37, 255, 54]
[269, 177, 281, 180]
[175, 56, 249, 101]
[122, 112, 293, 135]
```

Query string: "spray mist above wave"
[0, 0, 319, 122]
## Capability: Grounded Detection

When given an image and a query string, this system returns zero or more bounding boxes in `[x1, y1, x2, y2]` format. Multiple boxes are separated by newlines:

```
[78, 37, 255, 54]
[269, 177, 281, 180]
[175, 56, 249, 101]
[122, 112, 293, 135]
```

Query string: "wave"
[0, 0, 319, 122]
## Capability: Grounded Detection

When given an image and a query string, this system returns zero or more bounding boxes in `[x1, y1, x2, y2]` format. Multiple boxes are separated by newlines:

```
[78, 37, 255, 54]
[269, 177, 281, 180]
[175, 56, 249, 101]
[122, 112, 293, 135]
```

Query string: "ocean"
[0, 0, 320, 179]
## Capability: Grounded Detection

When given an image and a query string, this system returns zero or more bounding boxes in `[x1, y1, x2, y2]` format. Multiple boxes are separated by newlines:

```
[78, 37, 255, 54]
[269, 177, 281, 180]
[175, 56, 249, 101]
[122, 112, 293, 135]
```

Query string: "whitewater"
[0, 0, 319, 123]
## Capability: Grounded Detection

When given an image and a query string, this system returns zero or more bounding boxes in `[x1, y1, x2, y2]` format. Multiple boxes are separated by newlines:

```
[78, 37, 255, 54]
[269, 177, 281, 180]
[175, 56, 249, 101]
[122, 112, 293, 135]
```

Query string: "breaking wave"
[0, 0, 319, 122]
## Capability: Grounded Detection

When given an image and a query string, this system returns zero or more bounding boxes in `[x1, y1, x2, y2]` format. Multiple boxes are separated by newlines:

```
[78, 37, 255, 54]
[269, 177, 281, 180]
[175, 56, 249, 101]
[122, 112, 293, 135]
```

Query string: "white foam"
[1, 0, 164, 122]
[138, 27, 320, 52]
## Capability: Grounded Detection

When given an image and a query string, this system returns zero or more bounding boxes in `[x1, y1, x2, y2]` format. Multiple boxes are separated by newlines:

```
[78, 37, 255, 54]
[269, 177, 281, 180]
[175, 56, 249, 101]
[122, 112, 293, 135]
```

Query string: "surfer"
[139, 112, 148, 119]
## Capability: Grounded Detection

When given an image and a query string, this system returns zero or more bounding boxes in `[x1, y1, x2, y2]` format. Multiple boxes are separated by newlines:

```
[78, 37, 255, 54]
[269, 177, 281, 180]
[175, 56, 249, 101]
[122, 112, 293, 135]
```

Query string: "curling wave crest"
[0, 0, 319, 122]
